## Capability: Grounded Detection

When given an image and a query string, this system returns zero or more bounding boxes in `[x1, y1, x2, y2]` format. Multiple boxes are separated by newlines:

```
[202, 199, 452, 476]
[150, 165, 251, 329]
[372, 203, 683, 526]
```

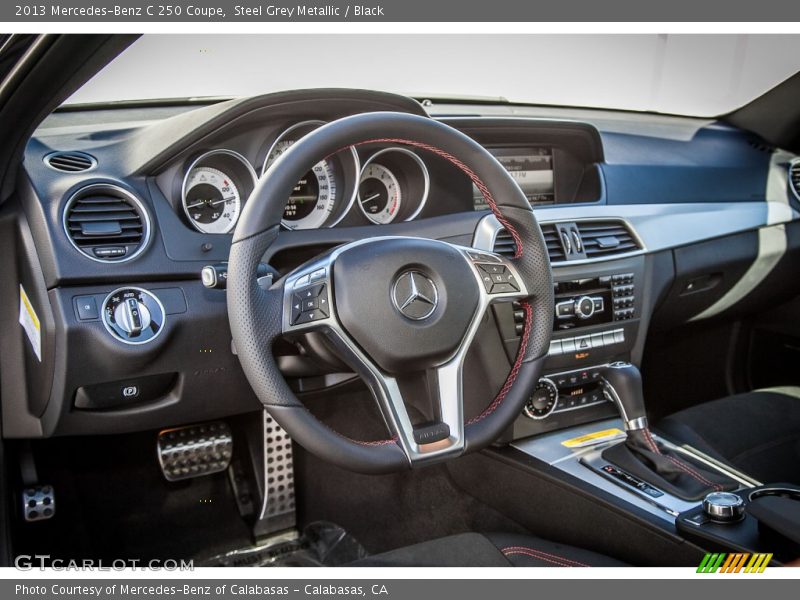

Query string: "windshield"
[67, 34, 800, 117]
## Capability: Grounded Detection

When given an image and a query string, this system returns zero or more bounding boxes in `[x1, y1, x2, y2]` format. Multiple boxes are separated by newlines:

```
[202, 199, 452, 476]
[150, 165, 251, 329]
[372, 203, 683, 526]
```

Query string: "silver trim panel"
[473, 201, 798, 266]
[511, 418, 758, 523]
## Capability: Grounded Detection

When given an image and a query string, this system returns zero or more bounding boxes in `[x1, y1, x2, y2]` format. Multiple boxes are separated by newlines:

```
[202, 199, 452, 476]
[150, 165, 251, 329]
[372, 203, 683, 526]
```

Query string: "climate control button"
[523, 377, 559, 420]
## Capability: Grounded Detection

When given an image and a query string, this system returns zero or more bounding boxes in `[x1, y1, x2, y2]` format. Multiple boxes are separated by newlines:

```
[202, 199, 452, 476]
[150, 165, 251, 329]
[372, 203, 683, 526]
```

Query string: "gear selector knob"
[602, 362, 648, 431]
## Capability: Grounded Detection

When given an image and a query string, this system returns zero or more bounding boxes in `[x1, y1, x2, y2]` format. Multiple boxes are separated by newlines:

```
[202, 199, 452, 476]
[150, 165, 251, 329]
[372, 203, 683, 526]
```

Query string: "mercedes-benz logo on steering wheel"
[392, 271, 439, 321]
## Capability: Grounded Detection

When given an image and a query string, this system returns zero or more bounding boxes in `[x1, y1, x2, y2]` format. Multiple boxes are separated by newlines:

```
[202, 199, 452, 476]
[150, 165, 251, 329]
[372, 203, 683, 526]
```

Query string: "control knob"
[702, 491, 745, 523]
[574, 295, 596, 319]
[523, 377, 559, 420]
[102, 287, 165, 344]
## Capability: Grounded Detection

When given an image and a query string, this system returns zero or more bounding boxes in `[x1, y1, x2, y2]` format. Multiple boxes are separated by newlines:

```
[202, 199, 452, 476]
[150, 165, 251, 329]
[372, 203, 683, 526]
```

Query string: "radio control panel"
[553, 272, 637, 329]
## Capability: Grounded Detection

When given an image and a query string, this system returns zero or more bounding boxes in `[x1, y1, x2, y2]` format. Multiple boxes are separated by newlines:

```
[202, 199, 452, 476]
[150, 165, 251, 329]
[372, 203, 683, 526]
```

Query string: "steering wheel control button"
[294, 274, 311, 288]
[101, 287, 165, 344]
[291, 283, 330, 324]
[392, 271, 438, 321]
[477, 263, 520, 294]
[74, 295, 99, 320]
[467, 250, 502, 263]
[703, 492, 745, 523]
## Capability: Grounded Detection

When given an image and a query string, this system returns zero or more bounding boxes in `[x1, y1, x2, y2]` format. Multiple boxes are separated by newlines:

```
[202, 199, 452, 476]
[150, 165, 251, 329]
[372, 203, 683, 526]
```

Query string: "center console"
[474, 217, 800, 566]
[491, 254, 648, 438]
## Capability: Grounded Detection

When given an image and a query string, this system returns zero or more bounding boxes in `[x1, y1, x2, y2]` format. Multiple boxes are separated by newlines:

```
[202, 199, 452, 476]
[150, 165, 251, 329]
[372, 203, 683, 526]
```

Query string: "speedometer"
[182, 167, 242, 234]
[264, 139, 337, 230]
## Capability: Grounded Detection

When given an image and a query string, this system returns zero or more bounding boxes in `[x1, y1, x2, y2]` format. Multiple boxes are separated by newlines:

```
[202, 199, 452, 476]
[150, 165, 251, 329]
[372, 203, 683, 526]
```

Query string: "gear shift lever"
[601, 362, 648, 431]
[600, 362, 737, 501]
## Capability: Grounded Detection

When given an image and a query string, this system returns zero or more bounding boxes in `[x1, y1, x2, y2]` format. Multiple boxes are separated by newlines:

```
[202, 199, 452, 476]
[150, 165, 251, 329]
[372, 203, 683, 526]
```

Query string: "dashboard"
[2, 88, 799, 442]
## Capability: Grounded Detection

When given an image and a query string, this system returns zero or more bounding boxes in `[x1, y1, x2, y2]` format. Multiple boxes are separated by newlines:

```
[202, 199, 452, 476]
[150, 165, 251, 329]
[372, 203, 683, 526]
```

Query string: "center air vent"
[44, 151, 96, 173]
[492, 219, 641, 263]
[577, 220, 641, 259]
[63, 184, 150, 262]
[790, 160, 800, 201]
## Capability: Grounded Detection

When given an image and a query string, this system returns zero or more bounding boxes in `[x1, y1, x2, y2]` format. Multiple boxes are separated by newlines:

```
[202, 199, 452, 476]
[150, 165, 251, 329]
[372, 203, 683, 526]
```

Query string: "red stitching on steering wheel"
[467, 300, 533, 425]
[324, 138, 532, 444]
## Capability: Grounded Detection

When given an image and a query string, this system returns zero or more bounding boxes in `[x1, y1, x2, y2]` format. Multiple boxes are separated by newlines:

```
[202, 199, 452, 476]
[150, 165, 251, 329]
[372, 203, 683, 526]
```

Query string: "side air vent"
[790, 160, 800, 201]
[63, 184, 150, 262]
[493, 224, 568, 262]
[541, 223, 566, 262]
[578, 220, 641, 259]
[492, 228, 517, 257]
[44, 151, 96, 173]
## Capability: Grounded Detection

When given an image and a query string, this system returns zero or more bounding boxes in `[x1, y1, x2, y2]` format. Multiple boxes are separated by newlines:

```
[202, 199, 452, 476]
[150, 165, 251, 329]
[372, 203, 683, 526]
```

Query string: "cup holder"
[748, 487, 800, 502]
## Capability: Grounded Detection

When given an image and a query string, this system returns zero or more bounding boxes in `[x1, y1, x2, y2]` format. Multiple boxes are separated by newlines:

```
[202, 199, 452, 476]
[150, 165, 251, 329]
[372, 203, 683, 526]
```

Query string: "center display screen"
[474, 147, 555, 209]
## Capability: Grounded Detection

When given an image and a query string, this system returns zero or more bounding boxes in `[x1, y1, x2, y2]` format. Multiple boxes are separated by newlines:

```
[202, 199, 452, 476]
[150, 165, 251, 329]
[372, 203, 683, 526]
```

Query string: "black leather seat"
[658, 387, 800, 485]
[351, 532, 626, 567]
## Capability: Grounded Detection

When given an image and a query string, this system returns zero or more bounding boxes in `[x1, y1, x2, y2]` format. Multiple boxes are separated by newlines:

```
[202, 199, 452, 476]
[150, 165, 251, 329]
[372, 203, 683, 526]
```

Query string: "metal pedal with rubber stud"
[157, 422, 233, 482]
[23, 485, 55, 522]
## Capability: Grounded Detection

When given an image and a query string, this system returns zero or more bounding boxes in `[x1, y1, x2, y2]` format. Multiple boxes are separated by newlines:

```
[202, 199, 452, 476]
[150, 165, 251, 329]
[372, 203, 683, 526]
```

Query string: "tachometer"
[183, 167, 242, 234]
[357, 147, 429, 225]
[264, 139, 336, 230]
[358, 163, 402, 225]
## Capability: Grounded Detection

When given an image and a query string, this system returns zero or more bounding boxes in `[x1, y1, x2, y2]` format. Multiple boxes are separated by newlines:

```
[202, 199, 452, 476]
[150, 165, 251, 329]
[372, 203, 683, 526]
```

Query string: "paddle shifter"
[601, 362, 737, 501]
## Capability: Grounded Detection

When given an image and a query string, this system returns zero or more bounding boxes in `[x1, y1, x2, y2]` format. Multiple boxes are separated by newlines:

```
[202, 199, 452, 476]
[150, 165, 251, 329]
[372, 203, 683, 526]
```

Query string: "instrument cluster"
[178, 120, 432, 234]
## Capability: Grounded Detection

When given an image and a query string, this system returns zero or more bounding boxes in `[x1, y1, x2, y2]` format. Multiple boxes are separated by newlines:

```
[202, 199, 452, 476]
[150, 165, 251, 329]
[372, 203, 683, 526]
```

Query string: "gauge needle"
[361, 193, 381, 204]
[209, 197, 236, 206]
[186, 200, 209, 209]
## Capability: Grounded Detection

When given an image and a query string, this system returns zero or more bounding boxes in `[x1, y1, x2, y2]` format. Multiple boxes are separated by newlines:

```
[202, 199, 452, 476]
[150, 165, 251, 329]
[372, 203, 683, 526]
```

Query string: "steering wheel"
[227, 112, 554, 474]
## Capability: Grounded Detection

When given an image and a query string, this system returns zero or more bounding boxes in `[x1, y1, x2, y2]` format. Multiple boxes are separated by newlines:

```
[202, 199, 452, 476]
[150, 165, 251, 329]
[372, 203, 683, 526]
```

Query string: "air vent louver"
[63, 185, 149, 262]
[790, 161, 800, 201]
[491, 220, 640, 263]
[578, 220, 640, 259]
[45, 151, 96, 173]
[492, 228, 517, 257]
[494, 224, 567, 262]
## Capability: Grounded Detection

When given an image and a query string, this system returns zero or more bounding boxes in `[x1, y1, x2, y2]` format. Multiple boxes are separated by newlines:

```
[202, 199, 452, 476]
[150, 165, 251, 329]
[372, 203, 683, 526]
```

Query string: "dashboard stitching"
[326, 138, 524, 258]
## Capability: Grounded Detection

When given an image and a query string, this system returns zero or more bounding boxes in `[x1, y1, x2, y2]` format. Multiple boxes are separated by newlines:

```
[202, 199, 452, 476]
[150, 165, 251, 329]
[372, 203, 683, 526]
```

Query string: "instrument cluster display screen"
[474, 147, 555, 209]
